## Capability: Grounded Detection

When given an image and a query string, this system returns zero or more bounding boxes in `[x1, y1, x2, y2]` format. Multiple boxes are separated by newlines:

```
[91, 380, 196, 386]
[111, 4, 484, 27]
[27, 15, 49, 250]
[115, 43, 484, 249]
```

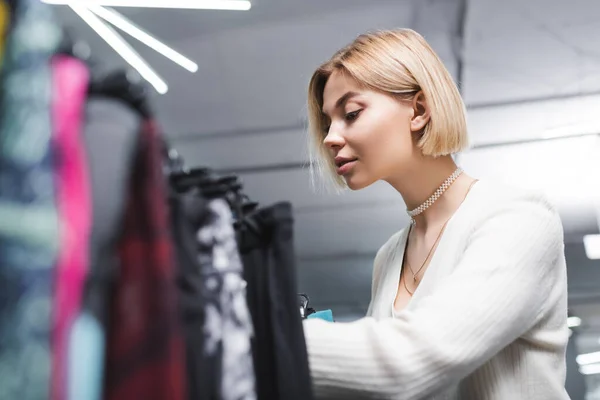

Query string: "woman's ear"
[410, 91, 431, 133]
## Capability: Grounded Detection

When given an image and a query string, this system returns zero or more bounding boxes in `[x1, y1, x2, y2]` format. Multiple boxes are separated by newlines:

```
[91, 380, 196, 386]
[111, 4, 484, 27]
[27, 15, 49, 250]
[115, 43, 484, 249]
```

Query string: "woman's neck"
[386, 155, 472, 231]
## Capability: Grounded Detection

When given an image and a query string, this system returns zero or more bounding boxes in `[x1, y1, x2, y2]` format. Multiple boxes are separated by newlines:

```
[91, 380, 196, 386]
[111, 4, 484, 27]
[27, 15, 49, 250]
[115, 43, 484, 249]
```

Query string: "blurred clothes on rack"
[50, 54, 91, 400]
[170, 189, 214, 399]
[67, 96, 142, 400]
[196, 199, 256, 400]
[0, 1, 314, 398]
[170, 191, 258, 400]
[169, 164, 314, 400]
[0, 0, 61, 398]
[239, 203, 314, 400]
[103, 120, 186, 400]
[0, 1, 8, 64]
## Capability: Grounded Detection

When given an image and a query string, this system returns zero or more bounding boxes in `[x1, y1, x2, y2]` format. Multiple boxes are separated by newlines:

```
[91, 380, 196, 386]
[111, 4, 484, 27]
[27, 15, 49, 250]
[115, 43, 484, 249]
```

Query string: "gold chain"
[404, 219, 449, 285]
[402, 179, 479, 296]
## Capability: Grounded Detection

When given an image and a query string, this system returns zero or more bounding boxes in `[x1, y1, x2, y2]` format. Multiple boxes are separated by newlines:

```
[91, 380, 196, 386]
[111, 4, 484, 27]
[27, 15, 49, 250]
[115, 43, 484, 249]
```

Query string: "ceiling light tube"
[69, 4, 169, 94]
[44, 0, 251, 11]
[580, 363, 600, 375]
[583, 234, 600, 260]
[88, 5, 198, 73]
[576, 351, 600, 366]
[567, 316, 582, 328]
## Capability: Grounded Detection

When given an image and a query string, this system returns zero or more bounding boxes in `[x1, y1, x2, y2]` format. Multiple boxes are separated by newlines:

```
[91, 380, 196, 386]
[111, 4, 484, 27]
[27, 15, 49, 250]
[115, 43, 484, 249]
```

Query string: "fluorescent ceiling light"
[583, 234, 600, 260]
[88, 5, 198, 73]
[43, 0, 252, 10]
[69, 4, 168, 94]
[580, 363, 600, 375]
[567, 316, 582, 328]
[577, 351, 600, 366]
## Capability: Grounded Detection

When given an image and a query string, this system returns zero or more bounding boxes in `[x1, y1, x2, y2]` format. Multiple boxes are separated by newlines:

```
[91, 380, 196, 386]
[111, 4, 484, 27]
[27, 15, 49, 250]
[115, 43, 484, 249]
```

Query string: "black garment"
[238, 202, 314, 400]
[170, 190, 213, 400]
[172, 191, 256, 400]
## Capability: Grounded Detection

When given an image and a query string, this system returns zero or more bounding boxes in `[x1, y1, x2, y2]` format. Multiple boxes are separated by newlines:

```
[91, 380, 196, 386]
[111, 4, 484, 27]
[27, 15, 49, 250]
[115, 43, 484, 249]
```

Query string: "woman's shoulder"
[463, 179, 564, 248]
[466, 179, 561, 220]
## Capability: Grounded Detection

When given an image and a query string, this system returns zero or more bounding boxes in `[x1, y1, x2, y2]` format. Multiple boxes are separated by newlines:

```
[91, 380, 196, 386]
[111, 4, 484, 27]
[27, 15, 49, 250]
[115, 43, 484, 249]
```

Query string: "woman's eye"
[345, 109, 362, 122]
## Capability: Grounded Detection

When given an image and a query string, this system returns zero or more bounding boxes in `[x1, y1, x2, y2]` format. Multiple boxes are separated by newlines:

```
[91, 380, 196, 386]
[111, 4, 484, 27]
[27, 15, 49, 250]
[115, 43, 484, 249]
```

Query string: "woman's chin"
[344, 175, 374, 191]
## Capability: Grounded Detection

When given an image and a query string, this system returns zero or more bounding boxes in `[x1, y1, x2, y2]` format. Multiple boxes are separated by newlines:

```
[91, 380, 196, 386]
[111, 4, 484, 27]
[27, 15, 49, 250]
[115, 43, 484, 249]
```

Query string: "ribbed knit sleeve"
[303, 195, 566, 399]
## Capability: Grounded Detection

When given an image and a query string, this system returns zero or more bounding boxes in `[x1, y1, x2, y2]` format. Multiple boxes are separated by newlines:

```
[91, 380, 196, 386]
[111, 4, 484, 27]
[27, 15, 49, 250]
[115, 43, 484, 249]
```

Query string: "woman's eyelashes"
[322, 109, 362, 133]
[344, 109, 362, 122]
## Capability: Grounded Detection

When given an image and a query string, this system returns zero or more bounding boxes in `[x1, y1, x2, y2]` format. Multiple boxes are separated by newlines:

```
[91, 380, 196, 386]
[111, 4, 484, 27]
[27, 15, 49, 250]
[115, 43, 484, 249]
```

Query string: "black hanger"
[55, 26, 152, 118]
[222, 177, 261, 234]
[241, 197, 259, 216]
[203, 176, 247, 206]
[298, 294, 316, 319]
[88, 67, 153, 118]
[163, 146, 261, 231]
[175, 171, 259, 225]
[170, 167, 215, 192]
[162, 143, 187, 176]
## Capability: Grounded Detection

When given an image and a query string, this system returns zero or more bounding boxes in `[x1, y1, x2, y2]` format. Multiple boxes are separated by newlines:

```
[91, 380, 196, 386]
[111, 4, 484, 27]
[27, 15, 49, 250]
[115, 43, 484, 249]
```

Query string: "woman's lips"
[336, 159, 357, 175]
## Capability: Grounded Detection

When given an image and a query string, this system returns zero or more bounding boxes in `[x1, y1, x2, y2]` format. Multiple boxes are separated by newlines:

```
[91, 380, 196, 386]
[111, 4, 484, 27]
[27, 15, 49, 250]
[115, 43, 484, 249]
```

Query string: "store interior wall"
[54, 0, 600, 398]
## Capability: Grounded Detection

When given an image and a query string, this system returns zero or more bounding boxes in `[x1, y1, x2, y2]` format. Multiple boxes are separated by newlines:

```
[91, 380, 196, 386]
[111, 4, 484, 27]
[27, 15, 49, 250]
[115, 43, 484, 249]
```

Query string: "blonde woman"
[303, 29, 569, 400]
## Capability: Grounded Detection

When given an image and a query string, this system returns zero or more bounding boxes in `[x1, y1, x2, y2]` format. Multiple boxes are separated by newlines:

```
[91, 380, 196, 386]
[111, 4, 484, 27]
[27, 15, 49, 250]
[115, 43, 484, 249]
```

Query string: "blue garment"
[0, 0, 61, 399]
[307, 310, 334, 322]
[68, 313, 104, 400]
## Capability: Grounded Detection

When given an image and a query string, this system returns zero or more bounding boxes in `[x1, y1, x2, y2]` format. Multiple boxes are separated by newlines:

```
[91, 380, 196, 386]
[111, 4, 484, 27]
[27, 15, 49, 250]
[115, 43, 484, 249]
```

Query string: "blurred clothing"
[0, 0, 61, 398]
[103, 120, 186, 400]
[50, 54, 91, 400]
[239, 203, 314, 400]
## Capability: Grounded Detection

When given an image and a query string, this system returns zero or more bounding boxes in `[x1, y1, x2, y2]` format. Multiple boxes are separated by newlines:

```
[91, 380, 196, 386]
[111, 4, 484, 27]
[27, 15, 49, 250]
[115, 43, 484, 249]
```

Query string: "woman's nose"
[323, 128, 345, 150]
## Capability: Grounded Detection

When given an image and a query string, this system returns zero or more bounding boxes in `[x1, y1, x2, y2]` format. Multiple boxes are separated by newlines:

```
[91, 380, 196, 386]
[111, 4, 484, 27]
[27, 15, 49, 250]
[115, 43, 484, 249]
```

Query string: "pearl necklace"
[407, 167, 463, 225]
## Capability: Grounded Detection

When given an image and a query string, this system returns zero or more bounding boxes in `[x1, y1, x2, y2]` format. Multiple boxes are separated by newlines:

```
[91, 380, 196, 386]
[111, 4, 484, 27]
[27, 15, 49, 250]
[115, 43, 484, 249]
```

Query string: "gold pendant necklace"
[403, 218, 449, 295]
[402, 178, 479, 296]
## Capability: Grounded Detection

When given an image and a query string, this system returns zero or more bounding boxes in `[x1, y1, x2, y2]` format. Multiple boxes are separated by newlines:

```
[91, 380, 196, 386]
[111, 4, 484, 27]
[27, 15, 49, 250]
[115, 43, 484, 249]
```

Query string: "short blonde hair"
[307, 28, 470, 189]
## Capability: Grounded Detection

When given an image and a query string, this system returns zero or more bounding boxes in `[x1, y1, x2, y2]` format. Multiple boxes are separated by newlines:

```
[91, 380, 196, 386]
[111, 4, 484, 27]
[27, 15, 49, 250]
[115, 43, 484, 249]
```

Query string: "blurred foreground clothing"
[0, 2, 313, 397]
[103, 120, 186, 400]
[50, 54, 91, 400]
[0, 0, 61, 398]
[66, 96, 142, 400]
[239, 203, 314, 400]
[196, 199, 256, 400]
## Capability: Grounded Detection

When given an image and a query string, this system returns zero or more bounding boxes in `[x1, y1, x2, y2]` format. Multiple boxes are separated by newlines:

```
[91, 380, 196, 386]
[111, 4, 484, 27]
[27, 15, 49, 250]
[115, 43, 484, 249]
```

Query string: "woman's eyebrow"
[322, 91, 361, 117]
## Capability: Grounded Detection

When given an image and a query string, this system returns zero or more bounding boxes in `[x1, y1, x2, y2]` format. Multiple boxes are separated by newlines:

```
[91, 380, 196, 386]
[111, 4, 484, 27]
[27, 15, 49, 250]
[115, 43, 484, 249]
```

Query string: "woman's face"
[321, 70, 428, 190]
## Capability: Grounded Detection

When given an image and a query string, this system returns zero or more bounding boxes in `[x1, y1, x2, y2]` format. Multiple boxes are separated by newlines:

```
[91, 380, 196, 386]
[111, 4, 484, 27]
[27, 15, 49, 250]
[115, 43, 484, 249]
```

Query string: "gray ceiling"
[56, 0, 398, 41]
[52, 0, 600, 356]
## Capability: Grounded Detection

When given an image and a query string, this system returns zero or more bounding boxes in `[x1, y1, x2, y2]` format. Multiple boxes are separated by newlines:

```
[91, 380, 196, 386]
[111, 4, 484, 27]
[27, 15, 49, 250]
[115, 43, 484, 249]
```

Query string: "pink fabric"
[50, 55, 92, 400]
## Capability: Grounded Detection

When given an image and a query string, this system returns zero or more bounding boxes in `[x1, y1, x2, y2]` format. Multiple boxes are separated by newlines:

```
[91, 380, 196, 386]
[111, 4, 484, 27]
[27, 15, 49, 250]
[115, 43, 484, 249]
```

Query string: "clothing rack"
[164, 144, 315, 400]
[0, 3, 315, 399]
